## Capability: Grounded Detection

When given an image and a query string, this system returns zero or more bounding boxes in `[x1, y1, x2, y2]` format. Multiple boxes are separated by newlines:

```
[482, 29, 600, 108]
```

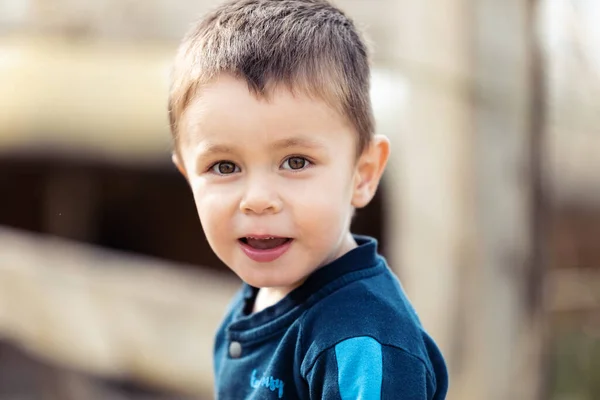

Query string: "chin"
[242, 275, 291, 289]
[237, 270, 301, 290]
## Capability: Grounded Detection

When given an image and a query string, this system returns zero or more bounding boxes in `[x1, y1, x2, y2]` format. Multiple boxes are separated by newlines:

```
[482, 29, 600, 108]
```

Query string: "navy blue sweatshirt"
[213, 236, 448, 399]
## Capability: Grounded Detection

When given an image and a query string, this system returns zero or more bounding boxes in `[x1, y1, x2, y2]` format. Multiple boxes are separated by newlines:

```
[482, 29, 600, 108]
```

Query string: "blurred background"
[0, 0, 598, 399]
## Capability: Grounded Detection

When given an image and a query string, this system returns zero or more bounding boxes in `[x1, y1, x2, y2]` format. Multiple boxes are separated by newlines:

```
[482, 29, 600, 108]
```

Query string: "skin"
[173, 74, 390, 312]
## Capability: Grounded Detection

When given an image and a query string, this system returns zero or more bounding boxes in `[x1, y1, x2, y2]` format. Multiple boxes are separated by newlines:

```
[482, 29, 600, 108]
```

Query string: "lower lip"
[239, 239, 293, 263]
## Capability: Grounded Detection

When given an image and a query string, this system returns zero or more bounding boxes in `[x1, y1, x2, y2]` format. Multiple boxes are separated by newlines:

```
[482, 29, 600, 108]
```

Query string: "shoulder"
[303, 336, 444, 399]
[301, 267, 424, 348]
[299, 269, 435, 377]
[298, 270, 448, 398]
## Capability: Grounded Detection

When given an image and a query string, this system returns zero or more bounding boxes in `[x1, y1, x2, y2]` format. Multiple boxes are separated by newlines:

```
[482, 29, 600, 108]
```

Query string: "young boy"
[168, 0, 448, 398]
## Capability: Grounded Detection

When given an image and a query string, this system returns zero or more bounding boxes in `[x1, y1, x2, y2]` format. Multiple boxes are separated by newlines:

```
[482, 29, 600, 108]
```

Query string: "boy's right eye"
[210, 161, 240, 175]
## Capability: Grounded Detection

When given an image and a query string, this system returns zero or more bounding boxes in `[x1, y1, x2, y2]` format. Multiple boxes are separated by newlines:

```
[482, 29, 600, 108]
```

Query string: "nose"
[239, 176, 282, 215]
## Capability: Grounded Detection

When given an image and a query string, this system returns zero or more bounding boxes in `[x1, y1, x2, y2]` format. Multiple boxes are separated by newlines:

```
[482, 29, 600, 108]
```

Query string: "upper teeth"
[247, 236, 274, 240]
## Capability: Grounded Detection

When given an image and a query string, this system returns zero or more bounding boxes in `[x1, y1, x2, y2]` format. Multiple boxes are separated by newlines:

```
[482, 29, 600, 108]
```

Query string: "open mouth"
[239, 236, 293, 250]
[238, 236, 293, 262]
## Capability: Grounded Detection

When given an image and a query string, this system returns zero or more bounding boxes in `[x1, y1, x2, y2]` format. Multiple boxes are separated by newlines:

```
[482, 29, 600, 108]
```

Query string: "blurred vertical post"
[468, 0, 547, 399]
[388, 0, 547, 398]
[386, 0, 472, 395]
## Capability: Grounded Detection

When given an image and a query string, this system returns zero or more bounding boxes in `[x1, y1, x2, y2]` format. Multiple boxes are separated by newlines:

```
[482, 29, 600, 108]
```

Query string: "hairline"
[170, 72, 369, 158]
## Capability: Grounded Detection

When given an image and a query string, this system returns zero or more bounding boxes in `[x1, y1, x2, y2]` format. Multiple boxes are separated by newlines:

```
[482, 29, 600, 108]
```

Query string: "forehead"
[178, 75, 356, 148]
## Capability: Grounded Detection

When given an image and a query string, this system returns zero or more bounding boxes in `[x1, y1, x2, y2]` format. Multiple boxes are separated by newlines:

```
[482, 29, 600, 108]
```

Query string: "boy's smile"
[174, 74, 389, 307]
[238, 235, 293, 263]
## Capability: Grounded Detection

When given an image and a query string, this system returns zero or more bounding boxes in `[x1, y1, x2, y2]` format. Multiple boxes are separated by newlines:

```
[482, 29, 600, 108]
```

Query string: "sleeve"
[304, 336, 436, 400]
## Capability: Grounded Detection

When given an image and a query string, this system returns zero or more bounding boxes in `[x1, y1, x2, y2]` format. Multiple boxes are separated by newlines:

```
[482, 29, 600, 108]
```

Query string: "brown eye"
[211, 161, 239, 175]
[283, 156, 309, 170]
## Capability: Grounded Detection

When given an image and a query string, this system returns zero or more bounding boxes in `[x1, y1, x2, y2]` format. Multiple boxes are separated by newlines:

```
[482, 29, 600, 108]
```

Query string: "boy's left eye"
[281, 156, 310, 171]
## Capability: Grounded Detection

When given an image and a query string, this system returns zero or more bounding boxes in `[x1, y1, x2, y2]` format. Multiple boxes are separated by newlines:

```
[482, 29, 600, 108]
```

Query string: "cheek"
[288, 170, 354, 228]
[190, 184, 234, 234]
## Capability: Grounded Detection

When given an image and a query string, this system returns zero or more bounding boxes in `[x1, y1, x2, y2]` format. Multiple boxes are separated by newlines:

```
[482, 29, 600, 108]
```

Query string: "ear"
[172, 152, 187, 179]
[351, 134, 390, 208]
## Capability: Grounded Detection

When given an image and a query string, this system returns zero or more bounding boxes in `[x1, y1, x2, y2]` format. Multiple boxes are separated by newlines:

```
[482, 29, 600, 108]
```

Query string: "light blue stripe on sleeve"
[334, 336, 383, 400]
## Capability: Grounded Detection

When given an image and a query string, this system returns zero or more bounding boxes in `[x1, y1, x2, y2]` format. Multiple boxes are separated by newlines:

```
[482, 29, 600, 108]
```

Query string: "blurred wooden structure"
[0, 226, 239, 398]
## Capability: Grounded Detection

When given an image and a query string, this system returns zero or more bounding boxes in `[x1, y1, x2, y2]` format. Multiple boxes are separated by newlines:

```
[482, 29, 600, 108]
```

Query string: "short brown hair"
[168, 0, 374, 154]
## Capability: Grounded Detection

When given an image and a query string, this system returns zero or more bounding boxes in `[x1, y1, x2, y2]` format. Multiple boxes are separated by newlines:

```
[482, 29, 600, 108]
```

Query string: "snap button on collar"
[229, 341, 242, 358]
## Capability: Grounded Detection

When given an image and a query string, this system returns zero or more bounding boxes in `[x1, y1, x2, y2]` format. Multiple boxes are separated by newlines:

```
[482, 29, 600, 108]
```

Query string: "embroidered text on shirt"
[250, 369, 285, 398]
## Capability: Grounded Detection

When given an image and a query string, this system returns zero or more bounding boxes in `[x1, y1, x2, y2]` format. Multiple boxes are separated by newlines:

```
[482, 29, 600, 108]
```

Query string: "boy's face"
[174, 75, 388, 293]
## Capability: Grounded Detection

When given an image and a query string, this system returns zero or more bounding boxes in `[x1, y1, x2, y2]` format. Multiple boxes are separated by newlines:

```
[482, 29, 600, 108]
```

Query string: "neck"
[253, 286, 293, 313]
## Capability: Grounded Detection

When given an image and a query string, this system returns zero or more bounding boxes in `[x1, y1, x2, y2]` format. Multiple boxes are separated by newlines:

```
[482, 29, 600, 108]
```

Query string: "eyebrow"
[198, 136, 326, 156]
[270, 136, 326, 151]
[199, 143, 236, 156]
